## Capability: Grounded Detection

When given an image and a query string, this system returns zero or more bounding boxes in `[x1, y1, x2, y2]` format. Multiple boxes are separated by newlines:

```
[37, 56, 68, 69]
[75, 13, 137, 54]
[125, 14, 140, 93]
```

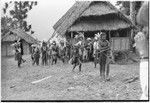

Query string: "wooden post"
[71, 32, 73, 44]
[109, 30, 115, 63]
[6, 43, 7, 56]
[130, 1, 136, 50]
[109, 31, 111, 49]
[70, 32, 73, 58]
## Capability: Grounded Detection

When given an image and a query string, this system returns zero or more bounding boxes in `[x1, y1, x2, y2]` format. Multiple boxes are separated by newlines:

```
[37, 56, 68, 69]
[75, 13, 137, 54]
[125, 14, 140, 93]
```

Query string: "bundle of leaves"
[113, 51, 128, 65]
[113, 51, 140, 65]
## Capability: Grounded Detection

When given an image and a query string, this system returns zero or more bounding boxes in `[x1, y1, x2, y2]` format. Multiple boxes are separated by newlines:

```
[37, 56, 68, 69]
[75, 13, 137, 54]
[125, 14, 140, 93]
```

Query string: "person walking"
[71, 45, 82, 72]
[12, 40, 25, 67]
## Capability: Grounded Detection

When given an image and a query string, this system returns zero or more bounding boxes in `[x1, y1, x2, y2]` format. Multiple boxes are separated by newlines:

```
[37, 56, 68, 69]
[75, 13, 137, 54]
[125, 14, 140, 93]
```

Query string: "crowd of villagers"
[12, 32, 114, 80]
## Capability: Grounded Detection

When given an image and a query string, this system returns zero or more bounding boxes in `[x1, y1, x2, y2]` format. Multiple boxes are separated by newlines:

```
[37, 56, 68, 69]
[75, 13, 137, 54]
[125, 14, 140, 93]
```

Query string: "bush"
[113, 51, 128, 64]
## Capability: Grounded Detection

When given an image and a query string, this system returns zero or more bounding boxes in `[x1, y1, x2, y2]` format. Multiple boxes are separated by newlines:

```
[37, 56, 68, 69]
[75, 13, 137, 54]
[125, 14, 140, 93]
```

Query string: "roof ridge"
[2, 28, 37, 43]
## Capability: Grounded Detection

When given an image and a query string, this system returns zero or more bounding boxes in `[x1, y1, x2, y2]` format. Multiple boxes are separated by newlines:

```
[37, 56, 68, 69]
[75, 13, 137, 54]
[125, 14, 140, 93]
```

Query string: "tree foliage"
[116, 1, 143, 16]
[1, 16, 18, 36]
[2, 1, 37, 34]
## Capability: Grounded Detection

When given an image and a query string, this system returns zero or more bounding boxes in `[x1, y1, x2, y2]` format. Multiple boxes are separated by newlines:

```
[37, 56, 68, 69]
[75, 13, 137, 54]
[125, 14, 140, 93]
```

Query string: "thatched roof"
[53, 1, 91, 35]
[80, 2, 117, 17]
[53, 2, 80, 30]
[48, 31, 57, 42]
[53, 1, 134, 36]
[68, 16, 131, 31]
[2, 28, 37, 44]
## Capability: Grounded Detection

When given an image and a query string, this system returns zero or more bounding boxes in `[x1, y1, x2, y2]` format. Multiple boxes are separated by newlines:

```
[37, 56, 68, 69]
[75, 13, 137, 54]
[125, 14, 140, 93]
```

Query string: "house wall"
[1, 41, 15, 56]
[1, 40, 31, 56]
[22, 40, 30, 55]
[110, 28, 131, 51]
[1, 42, 7, 56]
[110, 37, 130, 51]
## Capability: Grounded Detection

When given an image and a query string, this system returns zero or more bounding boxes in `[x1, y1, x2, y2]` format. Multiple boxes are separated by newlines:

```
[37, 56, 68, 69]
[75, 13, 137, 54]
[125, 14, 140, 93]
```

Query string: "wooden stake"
[70, 32, 73, 57]
[109, 31, 111, 40]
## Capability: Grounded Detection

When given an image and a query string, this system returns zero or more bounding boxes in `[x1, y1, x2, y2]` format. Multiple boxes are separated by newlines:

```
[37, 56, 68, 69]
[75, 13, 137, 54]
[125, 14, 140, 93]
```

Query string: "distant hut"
[53, 1, 134, 52]
[1, 28, 37, 56]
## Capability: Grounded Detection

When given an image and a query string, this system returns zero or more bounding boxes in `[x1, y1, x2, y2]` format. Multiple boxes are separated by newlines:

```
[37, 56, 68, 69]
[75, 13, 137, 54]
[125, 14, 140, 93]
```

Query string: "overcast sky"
[1, 0, 117, 41]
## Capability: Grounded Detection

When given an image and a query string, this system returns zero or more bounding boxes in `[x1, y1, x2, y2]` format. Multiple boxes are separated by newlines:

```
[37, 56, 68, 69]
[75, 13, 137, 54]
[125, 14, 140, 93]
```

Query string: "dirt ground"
[1, 55, 143, 100]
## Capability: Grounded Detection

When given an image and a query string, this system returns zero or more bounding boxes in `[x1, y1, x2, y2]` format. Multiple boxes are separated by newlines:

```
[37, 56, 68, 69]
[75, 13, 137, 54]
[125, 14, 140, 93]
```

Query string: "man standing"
[41, 41, 48, 66]
[32, 46, 40, 66]
[135, 1, 149, 100]
[86, 38, 92, 61]
[51, 41, 59, 65]
[12, 39, 26, 67]
[65, 41, 71, 62]
[15, 42, 22, 67]
[72, 45, 82, 72]
[59, 41, 66, 63]
[98, 32, 110, 80]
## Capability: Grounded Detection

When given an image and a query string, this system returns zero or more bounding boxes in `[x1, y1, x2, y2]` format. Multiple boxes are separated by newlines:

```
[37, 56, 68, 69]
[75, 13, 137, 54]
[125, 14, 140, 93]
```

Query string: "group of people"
[10, 1, 148, 100]
[12, 31, 113, 81]
[31, 36, 94, 67]
[69, 32, 113, 81]
[31, 40, 60, 66]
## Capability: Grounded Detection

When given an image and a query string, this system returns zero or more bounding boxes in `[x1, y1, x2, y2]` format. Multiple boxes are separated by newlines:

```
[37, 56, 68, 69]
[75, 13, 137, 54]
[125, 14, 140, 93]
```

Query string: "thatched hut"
[53, 1, 134, 52]
[1, 28, 37, 56]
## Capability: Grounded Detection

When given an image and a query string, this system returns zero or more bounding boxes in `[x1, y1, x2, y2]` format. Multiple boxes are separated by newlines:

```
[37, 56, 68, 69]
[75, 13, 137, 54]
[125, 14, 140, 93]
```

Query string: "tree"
[1, 16, 18, 36]
[2, 1, 37, 34]
[116, 1, 142, 17]
[116, 1, 130, 15]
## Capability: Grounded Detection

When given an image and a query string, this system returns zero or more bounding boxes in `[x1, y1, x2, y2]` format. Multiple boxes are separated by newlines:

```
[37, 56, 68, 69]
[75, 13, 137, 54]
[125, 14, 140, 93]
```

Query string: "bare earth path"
[1, 55, 142, 100]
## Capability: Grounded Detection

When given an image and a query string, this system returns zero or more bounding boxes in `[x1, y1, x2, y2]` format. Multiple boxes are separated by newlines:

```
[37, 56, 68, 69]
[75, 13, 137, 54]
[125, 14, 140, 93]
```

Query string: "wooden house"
[1, 28, 37, 56]
[53, 1, 134, 52]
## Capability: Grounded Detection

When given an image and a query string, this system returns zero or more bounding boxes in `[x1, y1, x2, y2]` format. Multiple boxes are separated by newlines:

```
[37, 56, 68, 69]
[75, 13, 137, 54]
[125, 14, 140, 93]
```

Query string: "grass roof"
[53, 1, 134, 36]
[2, 28, 37, 44]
